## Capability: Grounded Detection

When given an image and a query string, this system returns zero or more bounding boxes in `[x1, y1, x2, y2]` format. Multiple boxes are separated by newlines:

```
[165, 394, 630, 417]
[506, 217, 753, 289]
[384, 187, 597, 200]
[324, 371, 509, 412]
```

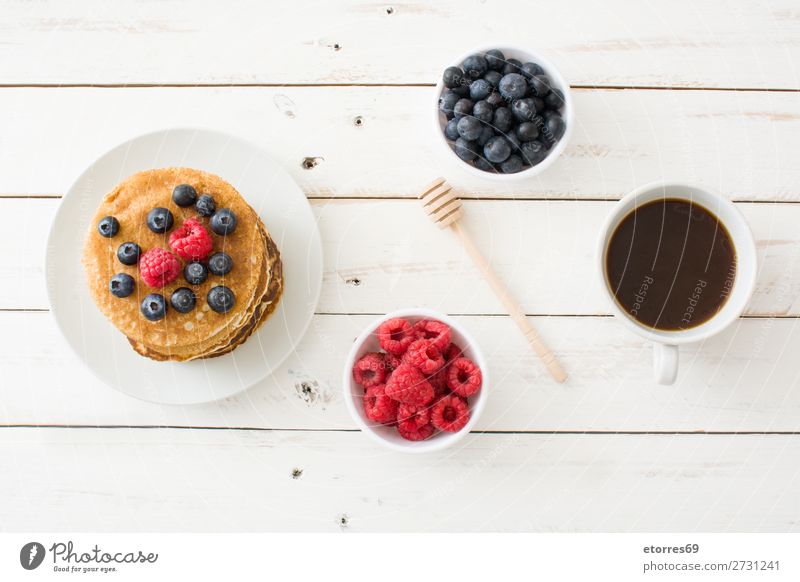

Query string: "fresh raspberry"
[397, 403, 431, 429]
[397, 421, 435, 441]
[444, 343, 465, 361]
[429, 368, 450, 397]
[431, 395, 470, 432]
[413, 319, 451, 352]
[385, 364, 434, 406]
[363, 384, 398, 425]
[385, 353, 402, 372]
[352, 352, 387, 388]
[446, 357, 482, 397]
[377, 318, 415, 355]
[168, 217, 213, 261]
[401, 339, 445, 375]
[139, 247, 181, 288]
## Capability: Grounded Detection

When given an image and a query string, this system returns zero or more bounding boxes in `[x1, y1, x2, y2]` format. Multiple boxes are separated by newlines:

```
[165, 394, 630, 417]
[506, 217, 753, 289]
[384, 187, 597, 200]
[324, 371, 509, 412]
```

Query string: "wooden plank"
[0, 428, 797, 531]
[6, 198, 800, 316]
[0, 87, 799, 200]
[1, 1, 798, 88]
[4, 312, 800, 432]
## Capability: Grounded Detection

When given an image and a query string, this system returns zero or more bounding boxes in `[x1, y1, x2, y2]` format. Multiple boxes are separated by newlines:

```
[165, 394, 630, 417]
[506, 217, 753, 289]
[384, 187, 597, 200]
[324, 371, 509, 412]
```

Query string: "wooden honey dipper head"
[419, 177, 462, 229]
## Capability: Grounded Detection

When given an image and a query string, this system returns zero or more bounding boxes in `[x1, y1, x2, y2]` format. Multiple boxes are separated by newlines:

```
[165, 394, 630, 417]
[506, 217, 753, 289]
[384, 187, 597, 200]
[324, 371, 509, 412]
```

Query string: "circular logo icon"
[20, 542, 45, 570]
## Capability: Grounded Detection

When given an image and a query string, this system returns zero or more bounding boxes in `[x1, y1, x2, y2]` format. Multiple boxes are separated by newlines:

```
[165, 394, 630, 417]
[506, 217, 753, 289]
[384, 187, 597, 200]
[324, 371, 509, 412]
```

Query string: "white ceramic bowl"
[343, 308, 489, 453]
[433, 44, 573, 181]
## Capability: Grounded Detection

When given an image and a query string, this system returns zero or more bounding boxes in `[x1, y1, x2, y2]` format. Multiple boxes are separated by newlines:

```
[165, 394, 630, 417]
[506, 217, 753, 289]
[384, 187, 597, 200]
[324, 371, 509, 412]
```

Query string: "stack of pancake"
[82, 167, 283, 361]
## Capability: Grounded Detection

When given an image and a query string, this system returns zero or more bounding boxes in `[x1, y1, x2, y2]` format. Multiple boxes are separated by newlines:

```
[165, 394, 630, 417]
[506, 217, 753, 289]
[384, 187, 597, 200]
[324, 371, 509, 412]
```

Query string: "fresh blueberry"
[484, 49, 506, 71]
[516, 121, 540, 142]
[492, 107, 513, 133]
[469, 79, 492, 101]
[544, 88, 565, 110]
[511, 98, 535, 122]
[521, 62, 544, 79]
[195, 195, 216, 217]
[439, 90, 460, 118]
[502, 58, 522, 75]
[500, 155, 525, 174]
[477, 125, 495, 147]
[454, 138, 479, 162]
[443, 66, 465, 89]
[485, 91, 504, 108]
[453, 98, 473, 119]
[483, 70, 502, 88]
[140, 293, 167, 321]
[533, 97, 546, 113]
[117, 242, 141, 266]
[207, 285, 235, 314]
[170, 287, 197, 314]
[506, 133, 522, 152]
[444, 118, 460, 140]
[543, 111, 566, 145]
[97, 216, 120, 238]
[208, 252, 234, 276]
[146, 207, 174, 234]
[520, 140, 548, 166]
[210, 208, 237, 235]
[452, 84, 470, 97]
[483, 136, 512, 164]
[537, 130, 552, 150]
[172, 184, 198, 207]
[528, 75, 552, 97]
[456, 116, 483, 141]
[474, 156, 496, 172]
[184, 261, 208, 285]
[472, 100, 494, 123]
[109, 273, 135, 298]
[462, 54, 488, 79]
[499, 73, 528, 101]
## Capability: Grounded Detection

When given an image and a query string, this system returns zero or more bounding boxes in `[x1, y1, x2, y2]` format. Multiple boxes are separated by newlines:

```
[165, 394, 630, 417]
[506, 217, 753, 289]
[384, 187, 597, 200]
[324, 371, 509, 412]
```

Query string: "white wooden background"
[2, 0, 800, 532]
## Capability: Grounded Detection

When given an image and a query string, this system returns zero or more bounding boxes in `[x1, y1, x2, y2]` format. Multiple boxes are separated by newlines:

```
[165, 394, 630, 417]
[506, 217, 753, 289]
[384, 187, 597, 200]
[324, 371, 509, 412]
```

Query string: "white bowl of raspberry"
[343, 308, 488, 453]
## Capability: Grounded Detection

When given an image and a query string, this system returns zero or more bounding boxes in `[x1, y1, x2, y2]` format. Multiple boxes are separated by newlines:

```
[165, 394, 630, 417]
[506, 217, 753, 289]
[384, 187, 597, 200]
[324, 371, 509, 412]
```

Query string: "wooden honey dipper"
[418, 177, 567, 383]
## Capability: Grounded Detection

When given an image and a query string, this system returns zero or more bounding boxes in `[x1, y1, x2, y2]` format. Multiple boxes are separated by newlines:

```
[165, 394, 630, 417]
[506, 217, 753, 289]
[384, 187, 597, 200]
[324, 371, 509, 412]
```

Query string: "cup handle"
[653, 343, 678, 385]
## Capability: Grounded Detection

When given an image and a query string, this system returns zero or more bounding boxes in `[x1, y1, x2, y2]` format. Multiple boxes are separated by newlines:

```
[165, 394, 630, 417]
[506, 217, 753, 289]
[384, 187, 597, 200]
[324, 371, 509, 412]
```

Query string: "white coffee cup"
[597, 181, 757, 384]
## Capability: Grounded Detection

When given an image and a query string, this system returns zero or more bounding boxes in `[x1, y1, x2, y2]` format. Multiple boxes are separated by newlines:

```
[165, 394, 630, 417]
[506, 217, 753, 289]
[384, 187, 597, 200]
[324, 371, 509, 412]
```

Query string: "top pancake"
[82, 167, 269, 354]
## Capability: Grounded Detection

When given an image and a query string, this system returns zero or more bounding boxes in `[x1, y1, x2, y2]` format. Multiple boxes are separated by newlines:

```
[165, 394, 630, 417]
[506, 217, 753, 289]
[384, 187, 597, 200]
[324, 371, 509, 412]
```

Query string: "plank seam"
[4, 196, 800, 203]
[4, 310, 799, 319]
[0, 425, 798, 435]
[0, 83, 797, 93]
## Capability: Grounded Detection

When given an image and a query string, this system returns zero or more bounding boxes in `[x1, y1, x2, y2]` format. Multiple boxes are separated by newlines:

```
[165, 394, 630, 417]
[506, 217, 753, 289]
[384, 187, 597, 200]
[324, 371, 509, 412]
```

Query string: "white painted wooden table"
[2, 0, 800, 532]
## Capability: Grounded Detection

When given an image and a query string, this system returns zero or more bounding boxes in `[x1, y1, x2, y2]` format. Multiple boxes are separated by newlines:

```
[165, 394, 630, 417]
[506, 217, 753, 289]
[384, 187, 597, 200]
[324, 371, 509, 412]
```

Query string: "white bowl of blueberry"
[434, 45, 572, 179]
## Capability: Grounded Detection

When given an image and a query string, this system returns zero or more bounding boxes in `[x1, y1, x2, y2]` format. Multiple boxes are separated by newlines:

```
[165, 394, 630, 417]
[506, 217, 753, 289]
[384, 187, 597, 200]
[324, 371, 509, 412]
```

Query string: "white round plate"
[46, 128, 323, 404]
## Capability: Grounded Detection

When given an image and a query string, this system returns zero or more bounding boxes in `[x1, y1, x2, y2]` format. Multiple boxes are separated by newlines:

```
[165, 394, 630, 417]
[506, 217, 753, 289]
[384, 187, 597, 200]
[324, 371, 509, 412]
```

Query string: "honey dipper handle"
[451, 222, 567, 384]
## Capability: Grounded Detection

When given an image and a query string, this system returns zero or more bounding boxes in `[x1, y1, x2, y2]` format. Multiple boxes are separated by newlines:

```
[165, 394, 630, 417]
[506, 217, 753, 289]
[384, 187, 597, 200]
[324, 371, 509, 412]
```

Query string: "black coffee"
[605, 198, 737, 330]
